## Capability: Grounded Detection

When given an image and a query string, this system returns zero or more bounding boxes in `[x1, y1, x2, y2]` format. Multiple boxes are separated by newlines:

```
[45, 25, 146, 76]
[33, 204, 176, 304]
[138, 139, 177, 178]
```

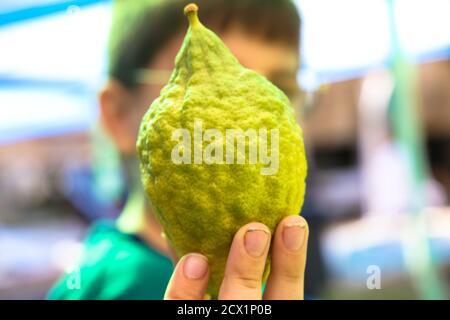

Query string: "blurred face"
[100, 25, 299, 155]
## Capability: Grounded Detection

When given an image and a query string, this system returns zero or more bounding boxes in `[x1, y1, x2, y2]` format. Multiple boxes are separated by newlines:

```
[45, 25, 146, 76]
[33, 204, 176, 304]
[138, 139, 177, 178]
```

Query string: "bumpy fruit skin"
[137, 5, 307, 298]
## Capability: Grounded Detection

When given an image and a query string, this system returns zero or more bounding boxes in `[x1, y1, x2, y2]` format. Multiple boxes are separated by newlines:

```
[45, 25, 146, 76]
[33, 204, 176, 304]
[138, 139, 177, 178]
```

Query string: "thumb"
[165, 253, 210, 300]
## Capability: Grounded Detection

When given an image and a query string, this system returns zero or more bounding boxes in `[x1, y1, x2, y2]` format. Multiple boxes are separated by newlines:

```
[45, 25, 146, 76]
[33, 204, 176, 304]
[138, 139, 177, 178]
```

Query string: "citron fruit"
[137, 3, 307, 298]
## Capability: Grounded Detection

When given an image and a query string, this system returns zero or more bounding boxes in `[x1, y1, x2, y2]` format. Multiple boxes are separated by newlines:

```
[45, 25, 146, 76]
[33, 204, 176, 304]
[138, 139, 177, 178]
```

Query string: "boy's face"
[100, 26, 300, 155]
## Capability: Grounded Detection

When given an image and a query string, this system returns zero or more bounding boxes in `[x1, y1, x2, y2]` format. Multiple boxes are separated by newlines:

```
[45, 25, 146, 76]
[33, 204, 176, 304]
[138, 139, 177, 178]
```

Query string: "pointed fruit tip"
[184, 3, 198, 15]
[184, 3, 200, 26]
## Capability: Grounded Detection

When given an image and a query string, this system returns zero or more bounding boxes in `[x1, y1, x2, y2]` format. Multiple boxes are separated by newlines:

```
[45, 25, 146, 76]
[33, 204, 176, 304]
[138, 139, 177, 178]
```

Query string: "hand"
[165, 215, 309, 300]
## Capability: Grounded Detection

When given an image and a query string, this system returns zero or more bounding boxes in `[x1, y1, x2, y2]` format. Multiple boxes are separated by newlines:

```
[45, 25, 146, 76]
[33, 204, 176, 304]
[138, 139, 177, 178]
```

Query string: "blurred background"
[0, 0, 449, 299]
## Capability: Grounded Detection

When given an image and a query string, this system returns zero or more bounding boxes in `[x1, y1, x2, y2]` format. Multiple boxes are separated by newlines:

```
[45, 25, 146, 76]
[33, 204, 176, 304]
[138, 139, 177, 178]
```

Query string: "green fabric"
[47, 221, 173, 300]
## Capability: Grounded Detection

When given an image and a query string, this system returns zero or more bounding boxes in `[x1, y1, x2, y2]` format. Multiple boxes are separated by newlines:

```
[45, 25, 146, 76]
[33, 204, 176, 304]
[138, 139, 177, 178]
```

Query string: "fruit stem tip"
[184, 3, 200, 26]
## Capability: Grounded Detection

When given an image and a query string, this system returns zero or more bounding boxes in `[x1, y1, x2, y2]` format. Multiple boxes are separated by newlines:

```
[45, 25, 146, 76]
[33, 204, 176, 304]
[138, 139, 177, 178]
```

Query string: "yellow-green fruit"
[137, 4, 307, 298]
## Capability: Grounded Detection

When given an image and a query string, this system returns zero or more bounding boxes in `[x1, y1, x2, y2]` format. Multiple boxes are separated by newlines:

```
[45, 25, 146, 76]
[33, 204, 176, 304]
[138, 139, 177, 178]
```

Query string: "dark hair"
[109, 0, 301, 88]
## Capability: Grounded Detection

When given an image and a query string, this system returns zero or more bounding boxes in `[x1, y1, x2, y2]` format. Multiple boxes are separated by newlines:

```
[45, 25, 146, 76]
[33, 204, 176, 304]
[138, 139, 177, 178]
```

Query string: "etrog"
[137, 3, 307, 298]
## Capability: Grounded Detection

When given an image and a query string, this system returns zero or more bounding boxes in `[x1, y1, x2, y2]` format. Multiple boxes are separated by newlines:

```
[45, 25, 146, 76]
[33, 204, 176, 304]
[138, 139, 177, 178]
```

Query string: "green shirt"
[48, 221, 173, 300]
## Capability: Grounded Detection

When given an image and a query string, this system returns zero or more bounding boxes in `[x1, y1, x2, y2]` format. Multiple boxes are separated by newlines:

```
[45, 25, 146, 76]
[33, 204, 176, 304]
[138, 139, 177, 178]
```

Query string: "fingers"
[219, 223, 271, 300]
[263, 215, 308, 300]
[165, 253, 210, 300]
[164, 217, 308, 300]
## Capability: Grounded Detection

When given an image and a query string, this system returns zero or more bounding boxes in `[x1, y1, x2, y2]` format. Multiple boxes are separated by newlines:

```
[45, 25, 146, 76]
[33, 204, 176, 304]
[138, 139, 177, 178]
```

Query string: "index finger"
[219, 222, 271, 300]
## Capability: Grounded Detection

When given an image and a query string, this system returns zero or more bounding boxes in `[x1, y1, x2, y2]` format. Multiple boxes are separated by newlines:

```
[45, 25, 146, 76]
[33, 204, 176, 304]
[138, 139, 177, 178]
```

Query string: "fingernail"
[245, 227, 270, 258]
[183, 254, 208, 279]
[283, 216, 306, 251]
